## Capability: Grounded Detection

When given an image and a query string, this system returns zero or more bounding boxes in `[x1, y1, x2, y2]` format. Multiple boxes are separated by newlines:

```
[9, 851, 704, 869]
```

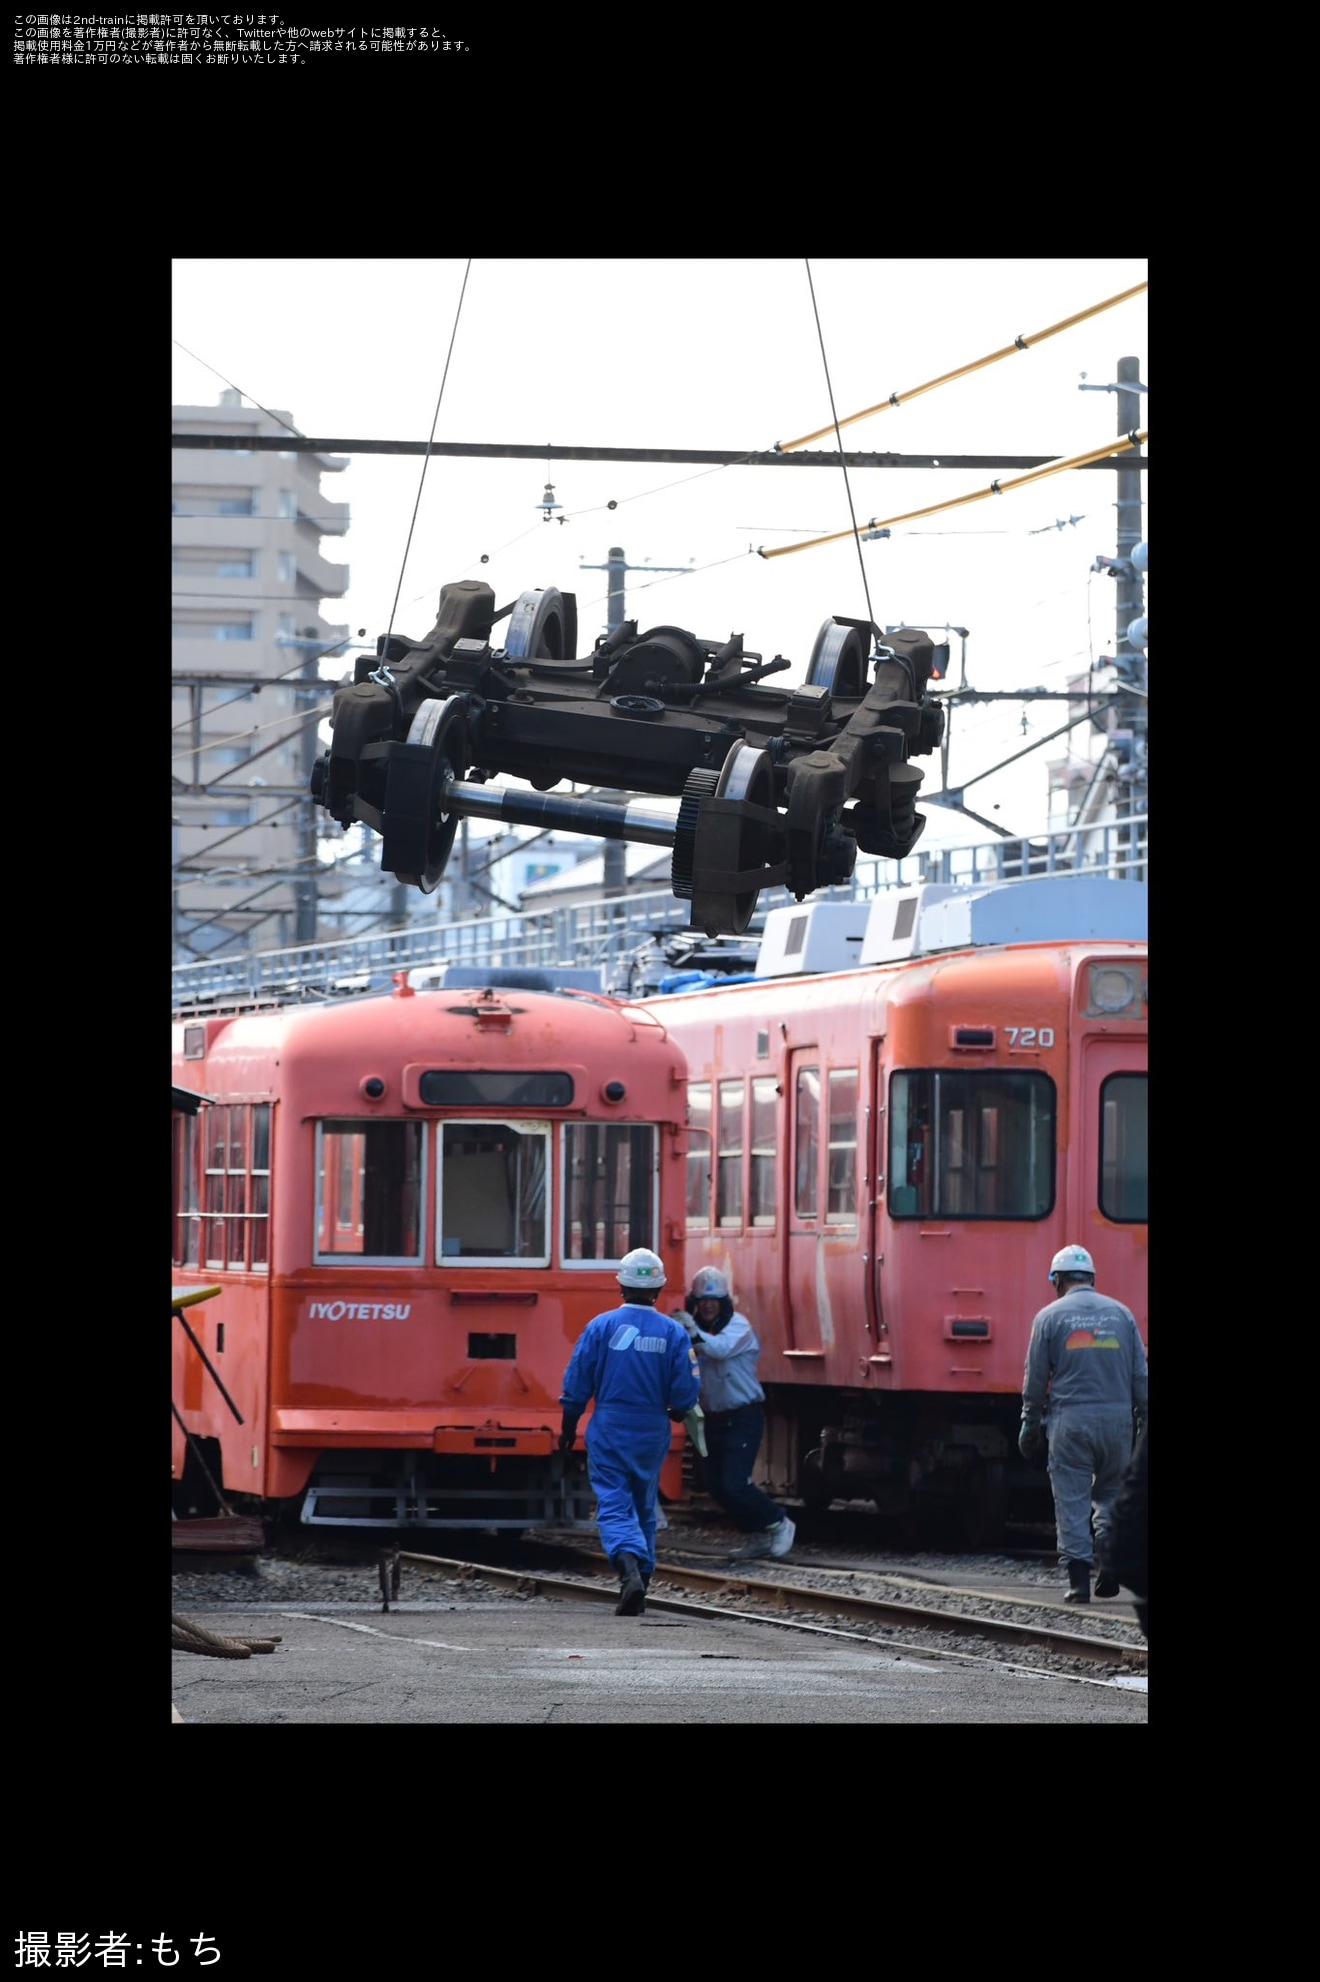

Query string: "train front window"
[315, 1120, 424, 1264]
[563, 1123, 659, 1263]
[438, 1121, 550, 1266]
[888, 1070, 1054, 1219]
[1100, 1073, 1148, 1222]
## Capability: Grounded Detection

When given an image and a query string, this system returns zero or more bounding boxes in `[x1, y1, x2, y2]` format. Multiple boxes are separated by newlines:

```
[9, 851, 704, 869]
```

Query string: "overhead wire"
[774, 279, 1148, 453]
[758, 431, 1148, 560]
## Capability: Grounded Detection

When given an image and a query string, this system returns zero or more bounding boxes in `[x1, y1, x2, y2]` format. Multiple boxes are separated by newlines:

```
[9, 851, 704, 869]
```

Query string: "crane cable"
[774, 279, 1148, 454]
[758, 429, 1148, 561]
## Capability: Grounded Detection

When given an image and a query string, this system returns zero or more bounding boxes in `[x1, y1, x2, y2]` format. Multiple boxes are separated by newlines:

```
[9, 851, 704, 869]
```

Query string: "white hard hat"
[617, 1247, 667, 1289]
[1049, 1243, 1095, 1283]
[690, 1267, 730, 1299]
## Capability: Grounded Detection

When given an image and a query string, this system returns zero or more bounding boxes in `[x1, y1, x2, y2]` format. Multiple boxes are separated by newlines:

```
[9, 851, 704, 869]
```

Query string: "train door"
[1077, 1036, 1148, 1328]
[784, 1049, 824, 1354]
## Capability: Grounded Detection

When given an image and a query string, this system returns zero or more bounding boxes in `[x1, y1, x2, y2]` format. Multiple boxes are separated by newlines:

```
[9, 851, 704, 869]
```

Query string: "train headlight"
[1087, 965, 1138, 1015]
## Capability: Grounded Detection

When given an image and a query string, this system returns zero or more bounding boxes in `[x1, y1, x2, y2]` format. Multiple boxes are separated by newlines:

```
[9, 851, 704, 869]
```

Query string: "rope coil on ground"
[171, 1611, 281, 1658]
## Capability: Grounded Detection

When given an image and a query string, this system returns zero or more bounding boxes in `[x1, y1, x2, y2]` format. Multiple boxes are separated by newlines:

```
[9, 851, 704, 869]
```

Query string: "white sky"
[171, 256, 1148, 844]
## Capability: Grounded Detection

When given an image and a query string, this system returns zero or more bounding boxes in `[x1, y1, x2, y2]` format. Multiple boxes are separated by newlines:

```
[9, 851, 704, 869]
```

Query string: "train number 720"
[1005, 1026, 1055, 1048]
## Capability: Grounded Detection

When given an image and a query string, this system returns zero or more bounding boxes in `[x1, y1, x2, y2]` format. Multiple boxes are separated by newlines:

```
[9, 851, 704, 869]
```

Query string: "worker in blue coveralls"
[1019, 1243, 1148, 1606]
[559, 1247, 699, 1616]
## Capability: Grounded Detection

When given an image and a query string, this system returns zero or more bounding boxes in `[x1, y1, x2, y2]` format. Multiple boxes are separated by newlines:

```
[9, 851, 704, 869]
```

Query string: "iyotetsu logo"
[308, 1301, 413, 1321]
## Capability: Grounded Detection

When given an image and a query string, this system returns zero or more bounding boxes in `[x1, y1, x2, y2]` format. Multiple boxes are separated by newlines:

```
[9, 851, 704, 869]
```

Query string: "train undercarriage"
[759, 1390, 1050, 1548]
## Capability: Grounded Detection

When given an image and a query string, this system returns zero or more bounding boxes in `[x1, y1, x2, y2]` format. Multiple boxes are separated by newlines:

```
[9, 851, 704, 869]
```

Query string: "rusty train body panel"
[640, 895, 1147, 1540]
[171, 976, 690, 1530]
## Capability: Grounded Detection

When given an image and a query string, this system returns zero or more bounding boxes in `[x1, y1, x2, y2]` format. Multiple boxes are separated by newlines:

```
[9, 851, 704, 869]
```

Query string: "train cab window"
[563, 1123, 659, 1263]
[750, 1078, 777, 1226]
[794, 1066, 820, 1218]
[438, 1121, 549, 1266]
[1100, 1073, 1148, 1222]
[888, 1070, 1054, 1219]
[718, 1080, 744, 1228]
[826, 1069, 859, 1225]
[315, 1119, 424, 1263]
[686, 1083, 712, 1231]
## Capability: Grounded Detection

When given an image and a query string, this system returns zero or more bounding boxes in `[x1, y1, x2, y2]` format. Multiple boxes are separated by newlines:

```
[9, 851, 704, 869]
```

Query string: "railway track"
[390, 1538, 1147, 1680]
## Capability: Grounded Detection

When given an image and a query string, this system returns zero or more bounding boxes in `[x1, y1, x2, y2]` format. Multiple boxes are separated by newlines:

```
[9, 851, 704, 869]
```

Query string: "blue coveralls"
[560, 1302, 699, 1575]
[1022, 1285, 1149, 1569]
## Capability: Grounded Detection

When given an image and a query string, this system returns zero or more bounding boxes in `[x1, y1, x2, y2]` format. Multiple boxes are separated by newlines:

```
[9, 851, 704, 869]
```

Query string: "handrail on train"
[172, 812, 1147, 1016]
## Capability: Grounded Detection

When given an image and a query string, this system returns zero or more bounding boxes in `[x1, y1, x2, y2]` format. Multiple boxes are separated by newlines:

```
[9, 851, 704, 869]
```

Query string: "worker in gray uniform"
[1019, 1244, 1148, 1605]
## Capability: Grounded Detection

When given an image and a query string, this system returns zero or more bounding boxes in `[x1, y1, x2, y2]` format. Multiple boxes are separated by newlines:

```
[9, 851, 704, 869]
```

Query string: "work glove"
[557, 1413, 580, 1453]
[673, 1308, 699, 1339]
[1018, 1418, 1044, 1460]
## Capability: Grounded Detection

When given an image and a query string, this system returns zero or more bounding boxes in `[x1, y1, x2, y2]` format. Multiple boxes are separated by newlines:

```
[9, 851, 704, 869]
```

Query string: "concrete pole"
[1114, 357, 1147, 862]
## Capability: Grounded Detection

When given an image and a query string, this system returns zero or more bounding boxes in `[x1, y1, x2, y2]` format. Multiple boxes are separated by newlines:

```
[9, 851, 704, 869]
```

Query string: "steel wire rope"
[760, 431, 1148, 561]
[377, 259, 473, 658]
[774, 279, 1148, 453]
[800, 258, 878, 633]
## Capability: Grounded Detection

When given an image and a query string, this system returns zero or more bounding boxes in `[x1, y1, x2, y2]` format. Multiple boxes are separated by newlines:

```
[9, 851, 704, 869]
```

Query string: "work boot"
[1093, 1563, 1120, 1598]
[1064, 1557, 1091, 1604]
[614, 1551, 645, 1616]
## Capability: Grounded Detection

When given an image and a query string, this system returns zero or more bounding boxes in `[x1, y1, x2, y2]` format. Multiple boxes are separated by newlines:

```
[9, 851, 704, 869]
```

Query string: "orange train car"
[171, 970, 690, 1530]
[639, 878, 1148, 1544]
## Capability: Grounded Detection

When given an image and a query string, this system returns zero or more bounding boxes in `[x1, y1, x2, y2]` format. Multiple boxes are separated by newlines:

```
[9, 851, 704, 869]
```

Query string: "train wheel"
[799, 1449, 834, 1512]
[502, 586, 576, 662]
[806, 617, 869, 699]
[959, 1460, 1009, 1551]
[380, 694, 472, 892]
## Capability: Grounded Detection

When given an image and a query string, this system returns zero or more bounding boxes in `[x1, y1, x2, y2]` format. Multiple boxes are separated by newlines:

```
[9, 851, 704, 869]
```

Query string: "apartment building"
[172, 389, 350, 960]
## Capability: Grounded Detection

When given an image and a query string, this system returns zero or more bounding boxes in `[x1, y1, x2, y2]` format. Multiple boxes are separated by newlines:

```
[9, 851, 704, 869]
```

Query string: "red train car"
[640, 878, 1148, 1544]
[171, 970, 690, 1531]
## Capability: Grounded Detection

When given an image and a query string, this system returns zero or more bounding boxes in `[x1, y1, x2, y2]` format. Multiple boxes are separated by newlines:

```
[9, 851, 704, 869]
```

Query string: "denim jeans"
[704, 1403, 781, 1532]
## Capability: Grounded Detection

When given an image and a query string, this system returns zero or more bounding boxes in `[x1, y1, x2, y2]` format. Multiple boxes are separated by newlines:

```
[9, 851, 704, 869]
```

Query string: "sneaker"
[767, 1516, 796, 1559]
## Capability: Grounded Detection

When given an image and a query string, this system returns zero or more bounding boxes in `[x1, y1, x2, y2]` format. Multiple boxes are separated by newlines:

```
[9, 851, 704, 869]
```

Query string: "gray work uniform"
[1021, 1285, 1148, 1568]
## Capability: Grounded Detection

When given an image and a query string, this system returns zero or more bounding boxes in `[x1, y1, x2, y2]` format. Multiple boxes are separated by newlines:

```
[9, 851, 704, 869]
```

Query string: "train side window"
[563, 1123, 659, 1263]
[315, 1119, 424, 1264]
[1100, 1073, 1147, 1222]
[438, 1121, 549, 1267]
[795, 1066, 820, 1218]
[826, 1068, 858, 1224]
[686, 1083, 711, 1231]
[250, 1105, 270, 1269]
[172, 1109, 201, 1268]
[718, 1079, 744, 1228]
[888, 1070, 1054, 1219]
[750, 1078, 777, 1226]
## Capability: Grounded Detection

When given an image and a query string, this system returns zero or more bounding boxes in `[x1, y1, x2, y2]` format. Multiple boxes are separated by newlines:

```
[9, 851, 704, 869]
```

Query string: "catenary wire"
[775, 280, 1148, 452]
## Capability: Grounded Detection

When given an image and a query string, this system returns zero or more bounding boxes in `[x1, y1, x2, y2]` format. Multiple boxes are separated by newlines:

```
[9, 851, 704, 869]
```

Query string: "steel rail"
[399, 1548, 1145, 1669]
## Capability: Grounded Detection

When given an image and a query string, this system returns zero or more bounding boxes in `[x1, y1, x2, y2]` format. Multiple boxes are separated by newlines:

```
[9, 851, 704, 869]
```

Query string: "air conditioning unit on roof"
[754, 901, 871, 977]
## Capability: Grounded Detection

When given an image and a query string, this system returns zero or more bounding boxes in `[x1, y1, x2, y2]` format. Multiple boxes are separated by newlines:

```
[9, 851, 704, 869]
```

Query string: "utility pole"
[1080, 357, 1147, 871]
[1113, 357, 1147, 869]
[295, 632, 322, 943]
[578, 545, 692, 894]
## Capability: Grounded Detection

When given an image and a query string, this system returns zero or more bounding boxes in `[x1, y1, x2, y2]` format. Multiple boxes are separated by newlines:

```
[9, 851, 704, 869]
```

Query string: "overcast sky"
[171, 256, 1148, 841]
